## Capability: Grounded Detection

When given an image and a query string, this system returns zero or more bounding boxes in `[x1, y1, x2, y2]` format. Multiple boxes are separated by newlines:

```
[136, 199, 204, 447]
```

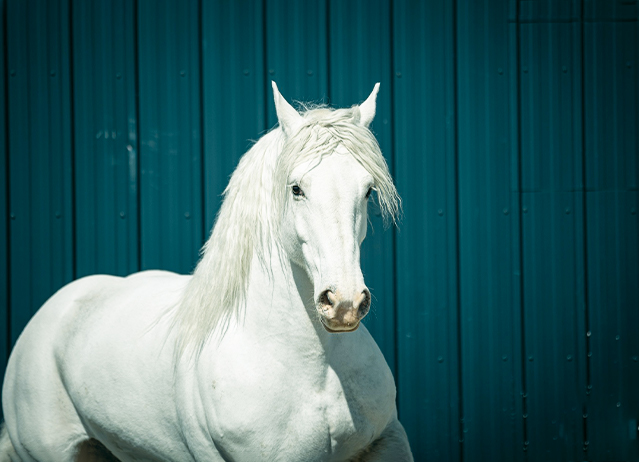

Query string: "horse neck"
[241, 245, 336, 354]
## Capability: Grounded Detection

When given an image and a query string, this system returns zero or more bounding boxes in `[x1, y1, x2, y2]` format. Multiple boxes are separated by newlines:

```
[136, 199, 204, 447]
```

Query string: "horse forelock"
[170, 105, 401, 363]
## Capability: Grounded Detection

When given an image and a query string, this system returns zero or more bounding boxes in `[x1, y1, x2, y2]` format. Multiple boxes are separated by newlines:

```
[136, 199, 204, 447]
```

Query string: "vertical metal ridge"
[133, 0, 141, 271]
[326, 0, 334, 101]
[579, 0, 591, 449]
[452, 1, 464, 459]
[198, 0, 205, 249]
[388, 0, 400, 415]
[3, 0, 11, 357]
[68, 0, 77, 281]
[515, 0, 529, 457]
[262, 0, 268, 132]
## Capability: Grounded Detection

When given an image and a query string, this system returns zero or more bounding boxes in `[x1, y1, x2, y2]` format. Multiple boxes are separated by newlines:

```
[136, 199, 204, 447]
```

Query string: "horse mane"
[171, 104, 400, 360]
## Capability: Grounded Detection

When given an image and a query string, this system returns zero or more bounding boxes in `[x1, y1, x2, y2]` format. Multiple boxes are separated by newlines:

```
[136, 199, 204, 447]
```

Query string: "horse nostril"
[319, 289, 336, 308]
[357, 289, 371, 318]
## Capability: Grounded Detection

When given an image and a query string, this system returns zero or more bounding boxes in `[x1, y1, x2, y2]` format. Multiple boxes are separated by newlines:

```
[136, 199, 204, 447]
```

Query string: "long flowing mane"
[171, 105, 400, 358]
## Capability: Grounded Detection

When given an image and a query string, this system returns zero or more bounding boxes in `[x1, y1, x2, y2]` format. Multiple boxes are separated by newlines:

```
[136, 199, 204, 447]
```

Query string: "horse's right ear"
[272, 81, 304, 136]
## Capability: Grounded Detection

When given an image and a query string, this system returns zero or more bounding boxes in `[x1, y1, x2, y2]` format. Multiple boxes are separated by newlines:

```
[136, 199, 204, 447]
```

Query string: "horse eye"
[365, 187, 373, 199]
[292, 185, 304, 197]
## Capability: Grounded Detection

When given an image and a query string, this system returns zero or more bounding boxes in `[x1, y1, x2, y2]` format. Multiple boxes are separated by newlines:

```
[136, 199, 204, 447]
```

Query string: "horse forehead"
[309, 152, 370, 189]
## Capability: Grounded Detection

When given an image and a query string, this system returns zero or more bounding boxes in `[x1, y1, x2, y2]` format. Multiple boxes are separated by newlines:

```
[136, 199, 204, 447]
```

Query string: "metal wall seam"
[265, 0, 328, 128]
[519, 1, 588, 458]
[7, 0, 74, 345]
[327, 0, 397, 379]
[394, 0, 460, 459]
[73, 0, 139, 278]
[201, 0, 266, 233]
[457, 0, 524, 460]
[584, 5, 639, 458]
[0, 0, 9, 421]
[138, 0, 203, 274]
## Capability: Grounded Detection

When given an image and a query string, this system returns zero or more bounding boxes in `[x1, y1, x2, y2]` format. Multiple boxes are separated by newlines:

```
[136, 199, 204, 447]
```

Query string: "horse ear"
[272, 81, 304, 136]
[358, 82, 380, 128]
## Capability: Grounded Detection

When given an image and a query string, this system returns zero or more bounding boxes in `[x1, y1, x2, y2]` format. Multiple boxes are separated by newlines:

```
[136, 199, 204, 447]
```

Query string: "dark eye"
[292, 185, 304, 197]
[365, 187, 373, 199]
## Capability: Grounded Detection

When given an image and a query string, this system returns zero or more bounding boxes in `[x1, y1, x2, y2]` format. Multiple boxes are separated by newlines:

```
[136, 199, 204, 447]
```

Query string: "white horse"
[1, 82, 412, 461]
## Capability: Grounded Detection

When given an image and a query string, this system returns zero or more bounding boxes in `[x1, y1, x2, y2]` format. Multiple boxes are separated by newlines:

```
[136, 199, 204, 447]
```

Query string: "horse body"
[2, 83, 412, 461]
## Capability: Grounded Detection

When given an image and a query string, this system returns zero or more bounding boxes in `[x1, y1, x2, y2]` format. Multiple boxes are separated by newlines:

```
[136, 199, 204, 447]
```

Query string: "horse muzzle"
[317, 288, 371, 333]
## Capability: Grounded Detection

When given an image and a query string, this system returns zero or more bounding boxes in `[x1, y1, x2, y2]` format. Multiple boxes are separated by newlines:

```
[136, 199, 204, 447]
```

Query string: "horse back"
[3, 270, 193, 460]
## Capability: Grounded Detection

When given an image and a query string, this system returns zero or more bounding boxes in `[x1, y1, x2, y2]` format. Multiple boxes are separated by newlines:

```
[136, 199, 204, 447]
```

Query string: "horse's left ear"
[358, 83, 380, 128]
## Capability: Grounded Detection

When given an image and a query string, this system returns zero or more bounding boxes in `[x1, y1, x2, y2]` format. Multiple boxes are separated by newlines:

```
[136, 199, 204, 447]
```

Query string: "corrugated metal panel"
[584, 0, 638, 21]
[519, 13, 588, 459]
[1, 1, 638, 459]
[457, 0, 524, 460]
[138, 0, 203, 274]
[73, 0, 139, 277]
[586, 192, 639, 460]
[202, 0, 265, 231]
[265, 0, 328, 128]
[584, 9, 639, 459]
[394, 1, 459, 459]
[328, 0, 396, 376]
[6, 0, 74, 344]
[519, 0, 580, 22]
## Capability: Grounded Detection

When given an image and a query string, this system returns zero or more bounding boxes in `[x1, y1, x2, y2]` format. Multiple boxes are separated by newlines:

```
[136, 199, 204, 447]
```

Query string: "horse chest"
[199, 339, 396, 461]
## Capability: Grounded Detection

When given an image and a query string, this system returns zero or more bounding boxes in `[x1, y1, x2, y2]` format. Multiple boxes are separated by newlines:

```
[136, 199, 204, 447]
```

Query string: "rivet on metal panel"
[617, 402, 621, 408]
[522, 206, 528, 213]
[522, 66, 528, 74]
[565, 207, 571, 214]
[269, 69, 275, 75]
[498, 67, 503, 75]
[127, 144, 133, 152]
[10, 69, 16, 76]
[307, 70, 313, 76]
[120, 212, 126, 219]
[616, 335, 620, 340]
[437, 209, 443, 216]
[528, 355, 533, 361]
[437, 356, 443, 363]
[395, 71, 402, 78]
[588, 352, 592, 357]
[562, 66, 567, 73]
[116, 73, 122, 80]
[503, 208, 509, 215]
[50, 70, 56, 77]
[567, 355, 573, 361]
[583, 413, 588, 418]
[502, 355, 508, 361]
[587, 385, 592, 390]
[96, 132, 102, 139]
[10, 213, 15, 220]
[185, 212, 190, 219]
[181, 70, 187, 77]
[587, 330, 591, 337]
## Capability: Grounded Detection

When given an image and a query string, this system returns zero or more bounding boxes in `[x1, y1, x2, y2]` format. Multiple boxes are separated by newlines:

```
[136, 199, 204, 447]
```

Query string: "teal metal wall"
[1, 0, 638, 460]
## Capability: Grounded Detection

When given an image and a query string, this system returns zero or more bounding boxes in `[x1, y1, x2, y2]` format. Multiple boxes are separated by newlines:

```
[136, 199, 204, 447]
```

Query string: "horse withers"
[1, 82, 413, 461]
